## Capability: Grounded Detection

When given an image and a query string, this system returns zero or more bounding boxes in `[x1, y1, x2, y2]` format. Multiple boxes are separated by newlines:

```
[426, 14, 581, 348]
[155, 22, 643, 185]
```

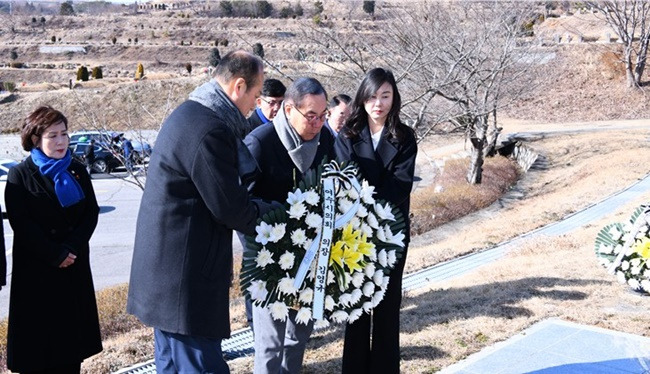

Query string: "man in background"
[324, 93, 352, 136]
[247, 78, 286, 133]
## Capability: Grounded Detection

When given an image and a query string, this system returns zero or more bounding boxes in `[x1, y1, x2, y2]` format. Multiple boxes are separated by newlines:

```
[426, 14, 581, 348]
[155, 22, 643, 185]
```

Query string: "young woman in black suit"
[335, 68, 417, 373]
[5, 106, 102, 373]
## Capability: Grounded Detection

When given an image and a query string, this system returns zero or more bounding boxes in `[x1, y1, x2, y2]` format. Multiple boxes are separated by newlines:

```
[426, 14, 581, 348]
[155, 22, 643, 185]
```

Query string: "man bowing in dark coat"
[127, 50, 269, 374]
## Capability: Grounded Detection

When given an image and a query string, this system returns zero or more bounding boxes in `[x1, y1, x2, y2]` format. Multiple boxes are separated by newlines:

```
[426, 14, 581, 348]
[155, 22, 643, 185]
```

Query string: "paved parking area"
[439, 319, 650, 374]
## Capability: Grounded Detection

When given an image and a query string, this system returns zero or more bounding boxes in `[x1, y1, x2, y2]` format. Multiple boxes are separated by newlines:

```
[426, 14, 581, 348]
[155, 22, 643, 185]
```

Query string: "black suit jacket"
[0, 207, 5, 288]
[334, 125, 417, 240]
[127, 100, 262, 339]
[244, 123, 336, 203]
[247, 109, 268, 134]
[5, 157, 101, 372]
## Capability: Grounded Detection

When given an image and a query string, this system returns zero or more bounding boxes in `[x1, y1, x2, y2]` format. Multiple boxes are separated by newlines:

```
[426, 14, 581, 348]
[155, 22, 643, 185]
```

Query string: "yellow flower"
[356, 233, 375, 257]
[342, 248, 364, 273]
[330, 241, 346, 269]
[633, 237, 650, 259]
[341, 223, 360, 251]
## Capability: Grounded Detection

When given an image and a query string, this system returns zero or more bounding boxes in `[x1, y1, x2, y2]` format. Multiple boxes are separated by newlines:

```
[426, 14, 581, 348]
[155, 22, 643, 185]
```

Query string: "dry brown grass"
[411, 156, 520, 235]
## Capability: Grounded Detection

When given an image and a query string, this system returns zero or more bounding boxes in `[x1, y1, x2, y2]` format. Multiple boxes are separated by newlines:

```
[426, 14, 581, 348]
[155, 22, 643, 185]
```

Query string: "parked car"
[69, 142, 121, 173]
[1, 158, 19, 217]
[70, 130, 152, 164]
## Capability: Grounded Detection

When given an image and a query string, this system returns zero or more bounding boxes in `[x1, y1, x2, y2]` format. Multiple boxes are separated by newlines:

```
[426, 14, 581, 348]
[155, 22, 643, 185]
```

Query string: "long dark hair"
[343, 67, 408, 141]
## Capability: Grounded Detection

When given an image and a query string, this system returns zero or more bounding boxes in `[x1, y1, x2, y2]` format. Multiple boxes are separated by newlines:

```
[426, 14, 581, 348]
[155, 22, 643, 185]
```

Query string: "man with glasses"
[243, 77, 335, 374]
[248, 78, 286, 133]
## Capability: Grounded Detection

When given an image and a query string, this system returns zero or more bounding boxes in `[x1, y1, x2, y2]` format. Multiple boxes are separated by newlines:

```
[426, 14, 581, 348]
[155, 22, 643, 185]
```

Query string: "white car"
[1, 158, 19, 216]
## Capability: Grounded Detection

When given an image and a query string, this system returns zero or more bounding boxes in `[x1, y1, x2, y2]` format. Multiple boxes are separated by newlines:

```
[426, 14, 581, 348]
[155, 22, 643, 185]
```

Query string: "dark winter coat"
[127, 99, 263, 339]
[5, 157, 102, 372]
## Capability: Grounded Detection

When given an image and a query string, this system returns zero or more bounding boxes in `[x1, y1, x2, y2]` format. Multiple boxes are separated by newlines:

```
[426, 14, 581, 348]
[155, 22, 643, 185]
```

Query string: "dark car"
[69, 142, 121, 173]
[70, 131, 152, 165]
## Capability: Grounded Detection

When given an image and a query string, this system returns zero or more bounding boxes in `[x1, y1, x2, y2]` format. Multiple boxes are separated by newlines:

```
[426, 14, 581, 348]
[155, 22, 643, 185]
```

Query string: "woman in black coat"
[335, 68, 417, 374]
[5, 106, 102, 373]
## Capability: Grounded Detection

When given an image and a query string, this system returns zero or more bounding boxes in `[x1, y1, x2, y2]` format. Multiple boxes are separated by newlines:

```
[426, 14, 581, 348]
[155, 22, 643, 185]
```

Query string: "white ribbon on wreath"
[292, 161, 362, 319]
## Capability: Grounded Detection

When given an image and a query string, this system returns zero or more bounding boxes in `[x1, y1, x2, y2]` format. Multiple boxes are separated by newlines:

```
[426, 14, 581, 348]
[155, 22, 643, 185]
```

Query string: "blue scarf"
[31, 148, 85, 208]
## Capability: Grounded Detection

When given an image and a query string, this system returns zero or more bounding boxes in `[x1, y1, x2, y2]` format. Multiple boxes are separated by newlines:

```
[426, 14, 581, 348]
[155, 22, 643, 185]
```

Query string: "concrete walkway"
[440, 319, 650, 374]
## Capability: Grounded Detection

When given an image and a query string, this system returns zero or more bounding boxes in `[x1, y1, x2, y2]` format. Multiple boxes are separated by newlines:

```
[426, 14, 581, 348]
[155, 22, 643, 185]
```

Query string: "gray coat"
[127, 99, 262, 339]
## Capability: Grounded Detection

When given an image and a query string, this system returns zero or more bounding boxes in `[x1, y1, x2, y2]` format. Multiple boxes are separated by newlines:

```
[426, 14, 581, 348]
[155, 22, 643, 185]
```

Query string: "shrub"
[112, 36, 117, 45]
[128, 38, 132, 43]
[295, 2, 304, 16]
[280, 6, 292, 18]
[252, 42, 264, 58]
[220, 38, 229, 47]
[9, 62, 24, 68]
[134, 37, 138, 44]
[220, 1, 233, 16]
[363, 0, 375, 15]
[185, 62, 192, 75]
[313, 14, 321, 25]
[3, 81, 16, 92]
[180, 40, 184, 46]
[295, 48, 307, 61]
[10, 51, 17, 60]
[209, 47, 221, 67]
[91, 66, 103, 79]
[255, 0, 272, 18]
[135, 62, 144, 80]
[77, 65, 89, 81]
[51, 35, 56, 43]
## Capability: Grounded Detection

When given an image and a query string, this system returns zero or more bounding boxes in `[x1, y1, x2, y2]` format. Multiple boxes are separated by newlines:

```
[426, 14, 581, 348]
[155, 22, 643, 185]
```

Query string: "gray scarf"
[188, 79, 251, 139]
[188, 79, 258, 186]
[273, 102, 321, 173]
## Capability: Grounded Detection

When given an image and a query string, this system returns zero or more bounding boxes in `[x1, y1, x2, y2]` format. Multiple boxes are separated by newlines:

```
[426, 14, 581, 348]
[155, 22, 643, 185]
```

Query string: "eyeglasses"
[260, 97, 283, 107]
[291, 105, 329, 124]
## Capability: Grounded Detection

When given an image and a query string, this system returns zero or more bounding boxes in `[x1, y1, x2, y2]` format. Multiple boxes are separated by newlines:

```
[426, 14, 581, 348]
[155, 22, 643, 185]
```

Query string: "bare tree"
[282, 1, 544, 184]
[588, 1, 650, 88]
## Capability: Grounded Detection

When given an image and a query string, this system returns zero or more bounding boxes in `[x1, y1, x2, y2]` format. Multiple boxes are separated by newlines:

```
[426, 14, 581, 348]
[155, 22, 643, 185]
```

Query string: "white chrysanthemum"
[347, 187, 359, 201]
[299, 287, 314, 304]
[286, 189, 304, 205]
[641, 280, 650, 291]
[362, 301, 373, 312]
[608, 226, 623, 241]
[616, 271, 627, 284]
[306, 212, 322, 229]
[372, 289, 386, 307]
[350, 216, 361, 230]
[350, 288, 363, 305]
[356, 205, 368, 218]
[374, 202, 396, 221]
[360, 180, 376, 204]
[631, 266, 642, 275]
[339, 293, 352, 307]
[629, 278, 641, 290]
[278, 275, 298, 295]
[269, 302, 289, 321]
[387, 250, 397, 267]
[362, 282, 375, 297]
[331, 310, 349, 323]
[360, 223, 373, 238]
[382, 276, 390, 290]
[278, 251, 296, 271]
[304, 189, 320, 206]
[377, 249, 388, 267]
[368, 247, 377, 262]
[351, 272, 365, 288]
[366, 212, 380, 229]
[255, 221, 273, 245]
[325, 295, 336, 311]
[348, 308, 363, 323]
[295, 307, 312, 325]
[288, 202, 307, 220]
[343, 271, 352, 289]
[364, 262, 376, 278]
[269, 223, 286, 243]
[291, 229, 307, 246]
[598, 244, 612, 254]
[338, 198, 353, 214]
[373, 270, 384, 286]
[247, 280, 268, 301]
[614, 244, 623, 254]
[631, 258, 642, 268]
[314, 318, 330, 330]
[255, 248, 274, 268]
[621, 261, 630, 271]
[327, 270, 336, 285]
